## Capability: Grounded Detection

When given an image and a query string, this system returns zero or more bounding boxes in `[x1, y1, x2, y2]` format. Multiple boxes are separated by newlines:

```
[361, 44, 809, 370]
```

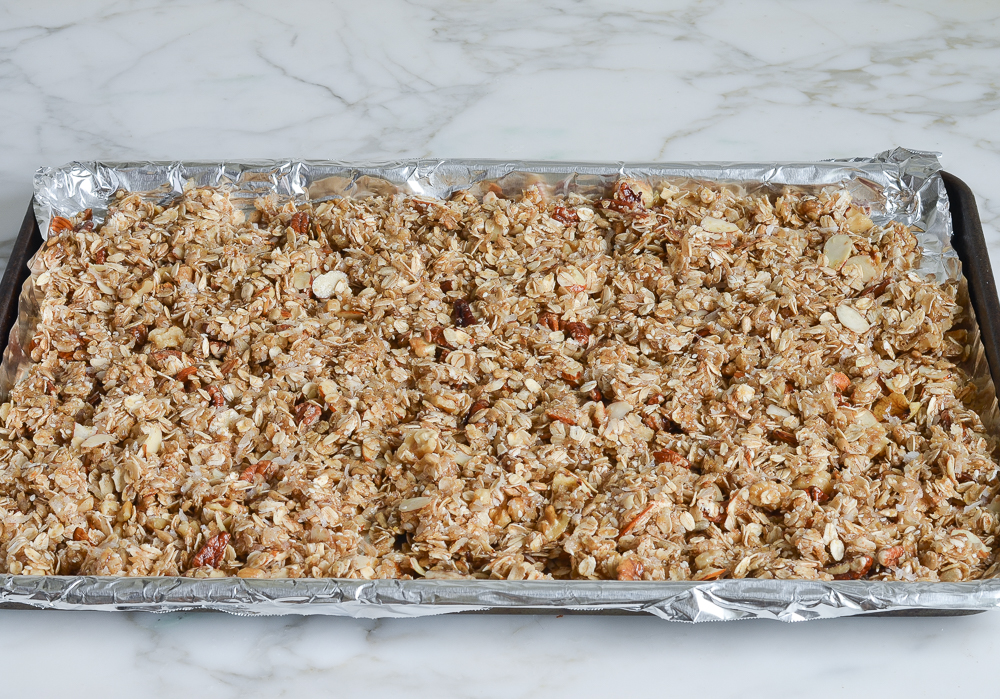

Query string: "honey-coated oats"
[0, 178, 997, 583]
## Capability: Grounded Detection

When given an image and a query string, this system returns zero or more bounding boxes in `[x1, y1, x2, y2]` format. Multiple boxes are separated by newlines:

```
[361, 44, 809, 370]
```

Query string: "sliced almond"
[142, 423, 162, 456]
[71, 423, 97, 449]
[823, 235, 854, 270]
[836, 303, 871, 334]
[843, 255, 878, 283]
[701, 216, 740, 234]
[398, 496, 432, 513]
[847, 213, 874, 234]
[607, 401, 631, 419]
[80, 433, 116, 448]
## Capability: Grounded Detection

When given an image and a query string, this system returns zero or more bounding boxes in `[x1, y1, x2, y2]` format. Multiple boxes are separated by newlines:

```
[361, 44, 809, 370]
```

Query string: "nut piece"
[843, 255, 878, 283]
[617, 557, 644, 581]
[453, 299, 476, 327]
[240, 459, 274, 482]
[295, 402, 323, 426]
[398, 496, 432, 513]
[563, 321, 591, 344]
[836, 303, 871, 334]
[823, 234, 854, 270]
[290, 212, 309, 234]
[312, 270, 349, 299]
[191, 532, 230, 569]
[148, 326, 185, 349]
[538, 312, 562, 331]
[652, 449, 690, 468]
[701, 216, 740, 234]
[829, 372, 851, 392]
[552, 206, 579, 224]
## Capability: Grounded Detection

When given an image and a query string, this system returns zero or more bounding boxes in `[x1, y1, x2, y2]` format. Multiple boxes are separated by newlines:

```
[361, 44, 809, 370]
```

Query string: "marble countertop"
[1, 0, 999, 694]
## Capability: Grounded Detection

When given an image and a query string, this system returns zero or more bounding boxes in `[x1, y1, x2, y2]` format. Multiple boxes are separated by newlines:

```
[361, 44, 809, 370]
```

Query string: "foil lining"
[2, 147, 997, 621]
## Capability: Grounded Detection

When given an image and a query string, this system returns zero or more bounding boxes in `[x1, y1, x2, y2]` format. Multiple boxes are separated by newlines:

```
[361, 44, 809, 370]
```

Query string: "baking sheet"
[3, 148, 998, 621]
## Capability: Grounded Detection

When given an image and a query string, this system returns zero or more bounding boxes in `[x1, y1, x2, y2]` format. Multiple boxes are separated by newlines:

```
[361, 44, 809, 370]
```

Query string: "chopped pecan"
[439, 280, 454, 292]
[428, 326, 454, 350]
[290, 212, 309, 234]
[833, 555, 873, 580]
[94, 248, 107, 264]
[607, 181, 644, 212]
[538, 312, 562, 331]
[206, 385, 225, 408]
[72, 527, 89, 542]
[829, 372, 851, 392]
[859, 278, 891, 298]
[453, 299, 476, 327]
[175, 366, 198, 382]
[49, 216, 74, 234]
[652, 449, 690, 468]
[220, 357, 238, 375]
[552, 206, 579, 224]
[191, 531, 230, 569]
[295, 401, 322, 426]
[563, 321, 591, 344]
[240, 459, 275, 482]
[128, 324, 148, 349]
[807, 486, 829, 504]
[643, 413, 665, 431]
[588, 387, 603, 402]
[771, 429, 798, 446]
[616, 558, 644, 581]
[464, 399, 490, 425]
[545, 408, 576, 426]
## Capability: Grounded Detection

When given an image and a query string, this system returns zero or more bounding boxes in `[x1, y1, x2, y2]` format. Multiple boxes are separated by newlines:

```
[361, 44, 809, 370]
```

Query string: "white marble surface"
[2, 0, 1000, 694]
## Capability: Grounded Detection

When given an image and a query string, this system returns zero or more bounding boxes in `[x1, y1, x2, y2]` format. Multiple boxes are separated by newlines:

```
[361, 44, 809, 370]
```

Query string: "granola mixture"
[0, 177, 998, 583]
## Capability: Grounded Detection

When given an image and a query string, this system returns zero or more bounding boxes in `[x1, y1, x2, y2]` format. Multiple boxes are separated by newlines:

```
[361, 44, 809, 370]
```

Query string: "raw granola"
[0, 177, 997, 583]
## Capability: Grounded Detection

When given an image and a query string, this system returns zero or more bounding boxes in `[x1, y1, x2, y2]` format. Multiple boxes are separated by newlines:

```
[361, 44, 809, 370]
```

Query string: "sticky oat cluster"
[0, 177, 997, 582]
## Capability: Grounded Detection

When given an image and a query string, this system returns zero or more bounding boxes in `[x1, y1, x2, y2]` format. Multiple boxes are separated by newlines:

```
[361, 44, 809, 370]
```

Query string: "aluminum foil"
[3, 148, 998, 621]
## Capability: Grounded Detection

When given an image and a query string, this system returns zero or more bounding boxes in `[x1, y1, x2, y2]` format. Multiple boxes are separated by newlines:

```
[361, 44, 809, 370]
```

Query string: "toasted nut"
[175, 366, 198, 382]
[240, 459, 274, 482]
[552, 206, 579, 224]
[538, 312, 562, 331]
[290, 212, 309, 234]
[877, 545, 905, 568]
[823, 234, 854, 270]
[129, 325, 148, 347]
[701, 216, 740, 234]
[191, 532, 230, 569]
[843, 255, 878, 283]
[653, 449, 690, 468]
[617, 557, 644, 581]
[148, 326, 185, 349]
[829, 372, 851, 392]
[771, 429, 798, 446]
[50, 216, 74, 234]
[453, 299, 476, 327]
[833, 555, 873, 580]
[295, 402, 322, 426]
[806, 486, 829, 504]
[563, 321, 591, 344]
[206, 385, 225, 408]
[312, 270, 349, 299]
[847, 213, 874, 234]
[836, 303, 871, 334]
